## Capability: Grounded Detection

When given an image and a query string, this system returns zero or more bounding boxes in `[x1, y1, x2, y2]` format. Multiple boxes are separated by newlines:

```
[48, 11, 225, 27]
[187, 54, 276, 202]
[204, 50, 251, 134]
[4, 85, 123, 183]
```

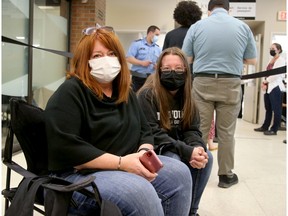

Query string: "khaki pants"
[192, 77, 241, 176]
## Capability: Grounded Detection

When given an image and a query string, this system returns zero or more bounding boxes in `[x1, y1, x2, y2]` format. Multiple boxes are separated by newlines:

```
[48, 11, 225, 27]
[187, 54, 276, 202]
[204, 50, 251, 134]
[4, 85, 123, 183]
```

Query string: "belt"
[130, 70, 151, 78]
[193, 73, 240, 78]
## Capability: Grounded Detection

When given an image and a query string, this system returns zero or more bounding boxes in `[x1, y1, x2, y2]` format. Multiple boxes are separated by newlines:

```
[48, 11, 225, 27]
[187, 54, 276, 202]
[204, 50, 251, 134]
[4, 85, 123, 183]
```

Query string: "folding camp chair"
[2, 98, 122, 216]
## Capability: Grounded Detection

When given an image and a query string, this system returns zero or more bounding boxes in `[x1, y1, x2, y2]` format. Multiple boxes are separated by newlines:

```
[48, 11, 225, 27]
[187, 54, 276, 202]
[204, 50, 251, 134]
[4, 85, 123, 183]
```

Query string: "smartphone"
[139, 150, 163, 173]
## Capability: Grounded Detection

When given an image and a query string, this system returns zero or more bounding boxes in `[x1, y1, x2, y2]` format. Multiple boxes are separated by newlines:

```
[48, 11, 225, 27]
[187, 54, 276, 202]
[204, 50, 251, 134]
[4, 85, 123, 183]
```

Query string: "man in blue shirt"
[126, 25, 161, 92]
[182, 0, 257, 188]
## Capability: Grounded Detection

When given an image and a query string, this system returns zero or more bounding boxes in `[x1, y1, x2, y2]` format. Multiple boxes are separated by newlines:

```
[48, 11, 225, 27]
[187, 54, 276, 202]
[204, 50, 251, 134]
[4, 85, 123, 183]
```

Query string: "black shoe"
[218, 174, 238, 188]
[254, 127, 266, 132]
[264, 130, 277, 135]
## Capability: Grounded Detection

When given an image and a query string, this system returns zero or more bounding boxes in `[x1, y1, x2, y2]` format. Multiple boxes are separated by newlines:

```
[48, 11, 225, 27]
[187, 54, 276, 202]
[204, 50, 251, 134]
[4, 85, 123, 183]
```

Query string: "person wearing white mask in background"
[45, 25, 193, 216]
[126, 25, 161, 92]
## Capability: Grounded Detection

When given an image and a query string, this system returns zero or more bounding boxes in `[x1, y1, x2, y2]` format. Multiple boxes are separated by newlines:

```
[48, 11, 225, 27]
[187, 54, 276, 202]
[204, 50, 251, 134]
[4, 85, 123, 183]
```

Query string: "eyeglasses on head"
[82, 23, 114, 35]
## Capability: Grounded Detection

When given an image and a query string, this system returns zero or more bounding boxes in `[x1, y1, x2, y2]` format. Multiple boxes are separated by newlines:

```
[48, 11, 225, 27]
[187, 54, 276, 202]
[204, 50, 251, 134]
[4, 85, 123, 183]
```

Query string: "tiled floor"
[1, 119, 286, 216]
[198, 119, 286, 216]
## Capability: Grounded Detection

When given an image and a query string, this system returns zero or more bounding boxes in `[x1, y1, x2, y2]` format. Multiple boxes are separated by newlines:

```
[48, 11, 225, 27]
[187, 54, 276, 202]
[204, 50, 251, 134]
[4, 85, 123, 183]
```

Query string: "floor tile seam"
[242, 181, 271, 216]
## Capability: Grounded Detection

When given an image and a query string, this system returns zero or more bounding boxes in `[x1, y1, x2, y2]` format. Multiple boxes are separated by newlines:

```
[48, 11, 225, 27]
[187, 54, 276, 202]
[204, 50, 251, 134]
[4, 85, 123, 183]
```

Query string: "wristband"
[137, 148, 151, 153]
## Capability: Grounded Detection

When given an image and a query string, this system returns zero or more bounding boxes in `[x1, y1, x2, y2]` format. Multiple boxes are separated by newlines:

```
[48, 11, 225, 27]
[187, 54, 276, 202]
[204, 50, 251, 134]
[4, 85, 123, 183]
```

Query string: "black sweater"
[137, 88, 206, 162]
[162, 26, 189, 50]
[45, 77, 153, 171]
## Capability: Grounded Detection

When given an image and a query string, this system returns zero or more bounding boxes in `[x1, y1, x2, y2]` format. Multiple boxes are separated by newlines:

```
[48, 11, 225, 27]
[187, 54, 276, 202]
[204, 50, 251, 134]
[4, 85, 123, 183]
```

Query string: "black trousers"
[262, 86, 282, 132]
[132, 76, 147, 92]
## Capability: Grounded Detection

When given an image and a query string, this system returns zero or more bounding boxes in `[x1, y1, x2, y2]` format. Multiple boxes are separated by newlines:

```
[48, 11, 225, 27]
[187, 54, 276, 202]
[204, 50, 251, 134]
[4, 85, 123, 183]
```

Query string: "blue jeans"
[262, 86, 282, 132]
[55, 155, 192, 216]
[163, 151, 213, 215]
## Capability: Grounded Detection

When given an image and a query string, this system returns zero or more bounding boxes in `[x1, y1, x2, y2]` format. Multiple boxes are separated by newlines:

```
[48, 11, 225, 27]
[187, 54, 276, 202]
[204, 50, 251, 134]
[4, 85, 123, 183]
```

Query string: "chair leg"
[4, 167, 12, 211]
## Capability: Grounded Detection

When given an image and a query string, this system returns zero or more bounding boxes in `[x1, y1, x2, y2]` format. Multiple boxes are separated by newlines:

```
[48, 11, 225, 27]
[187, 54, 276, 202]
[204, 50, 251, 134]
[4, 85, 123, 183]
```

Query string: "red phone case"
[139, 150, 163, 173]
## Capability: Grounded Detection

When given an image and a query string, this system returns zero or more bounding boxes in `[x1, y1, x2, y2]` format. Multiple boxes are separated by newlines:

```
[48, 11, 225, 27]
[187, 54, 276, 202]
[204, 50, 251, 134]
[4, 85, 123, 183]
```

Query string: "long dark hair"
[138, 47, 197, 130]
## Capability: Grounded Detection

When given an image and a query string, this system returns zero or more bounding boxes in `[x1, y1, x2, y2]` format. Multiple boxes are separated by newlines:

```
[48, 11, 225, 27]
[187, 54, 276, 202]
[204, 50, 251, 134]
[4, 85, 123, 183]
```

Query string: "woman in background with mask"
[254, 43, 286, 135]
[137, 47, 212, 216]
[45, 26, 192, 215]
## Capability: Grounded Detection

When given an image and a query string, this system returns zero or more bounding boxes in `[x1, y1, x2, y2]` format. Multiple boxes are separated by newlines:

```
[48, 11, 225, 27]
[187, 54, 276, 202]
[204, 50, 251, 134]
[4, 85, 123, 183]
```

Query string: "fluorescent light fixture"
[38, 6, 55, 10]
[16, 36, 25, 40]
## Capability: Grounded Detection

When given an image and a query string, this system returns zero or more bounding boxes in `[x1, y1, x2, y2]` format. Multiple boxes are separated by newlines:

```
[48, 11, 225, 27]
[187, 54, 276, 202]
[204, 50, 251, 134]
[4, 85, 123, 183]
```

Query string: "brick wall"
[70, 0, 106, 54]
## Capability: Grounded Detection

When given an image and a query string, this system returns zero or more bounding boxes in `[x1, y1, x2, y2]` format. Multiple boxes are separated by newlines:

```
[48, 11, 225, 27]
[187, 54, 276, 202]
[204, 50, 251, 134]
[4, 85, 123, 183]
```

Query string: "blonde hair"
[68, 29, 131, 103]
[138, 47, 197, 130]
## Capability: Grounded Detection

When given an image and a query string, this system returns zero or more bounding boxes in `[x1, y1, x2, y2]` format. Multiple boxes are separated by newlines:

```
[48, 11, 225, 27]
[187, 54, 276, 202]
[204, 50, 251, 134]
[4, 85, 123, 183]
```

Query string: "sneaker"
[254, 127, 266, 132]
[264, 130, 277, 135]
[218, 174, 239, 188]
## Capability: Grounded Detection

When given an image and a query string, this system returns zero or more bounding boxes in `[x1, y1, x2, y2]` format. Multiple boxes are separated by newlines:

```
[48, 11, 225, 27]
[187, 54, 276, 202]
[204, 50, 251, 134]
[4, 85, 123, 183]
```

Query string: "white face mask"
[89, 56, 121, 83]
[152, 35, 159, 43]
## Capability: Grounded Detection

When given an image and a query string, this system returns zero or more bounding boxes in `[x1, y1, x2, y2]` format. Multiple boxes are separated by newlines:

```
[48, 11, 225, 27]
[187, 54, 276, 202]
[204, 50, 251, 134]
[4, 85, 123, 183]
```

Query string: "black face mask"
[270, 50, 276, 57]
[160, 71, 186, 91]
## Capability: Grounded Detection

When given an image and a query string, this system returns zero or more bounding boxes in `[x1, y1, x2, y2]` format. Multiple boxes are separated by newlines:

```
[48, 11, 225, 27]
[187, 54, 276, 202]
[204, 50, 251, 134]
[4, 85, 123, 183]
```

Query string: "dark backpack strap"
[5, 177, 51, 216]
[5, 175, 122, 216]
[90, 182, 122, 216]
[44, 188, 72, 216]
[101, 200, 123, 216]
[43, 177, 122, 216]
[43, 176, 97, 216]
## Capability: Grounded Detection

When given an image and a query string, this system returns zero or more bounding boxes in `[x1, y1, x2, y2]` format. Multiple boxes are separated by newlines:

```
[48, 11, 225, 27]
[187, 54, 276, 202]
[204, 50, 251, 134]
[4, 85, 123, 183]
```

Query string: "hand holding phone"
[139, 150, 163, 173]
